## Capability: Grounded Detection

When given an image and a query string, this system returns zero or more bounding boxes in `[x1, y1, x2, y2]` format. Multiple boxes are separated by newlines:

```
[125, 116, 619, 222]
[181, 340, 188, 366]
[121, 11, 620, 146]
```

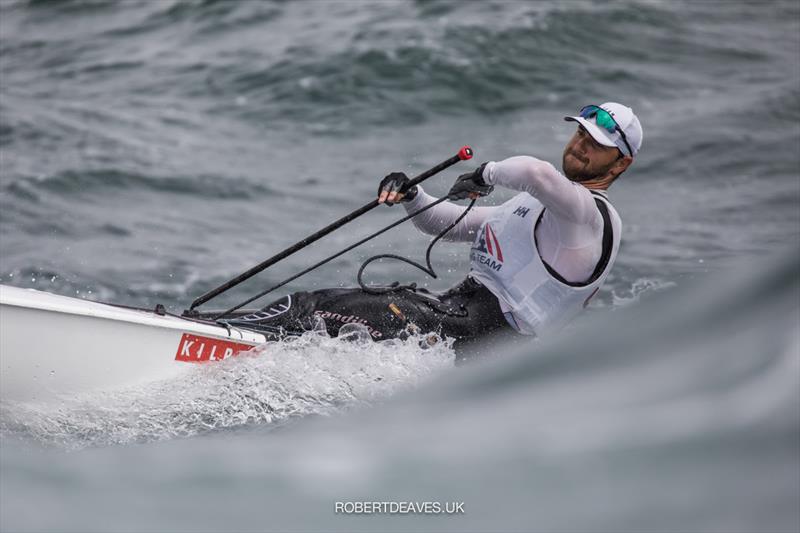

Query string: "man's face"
[562, 126, 622, 182]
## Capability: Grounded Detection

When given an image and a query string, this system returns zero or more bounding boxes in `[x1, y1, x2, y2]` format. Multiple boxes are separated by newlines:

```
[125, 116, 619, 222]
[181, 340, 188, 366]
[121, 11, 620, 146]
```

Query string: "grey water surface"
[0, 1, 798, 532]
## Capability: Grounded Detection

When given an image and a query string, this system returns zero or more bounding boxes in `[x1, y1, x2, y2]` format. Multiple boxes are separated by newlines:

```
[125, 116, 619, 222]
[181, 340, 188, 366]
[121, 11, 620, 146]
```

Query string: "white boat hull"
[0, 285, 268, 403]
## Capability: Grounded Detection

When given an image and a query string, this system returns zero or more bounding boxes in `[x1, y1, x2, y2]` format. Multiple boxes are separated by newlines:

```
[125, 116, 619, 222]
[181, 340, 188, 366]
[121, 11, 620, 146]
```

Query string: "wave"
[0, 251, 796, 532]
[2, 169, 275, 199]
[0, 1, 766, 128]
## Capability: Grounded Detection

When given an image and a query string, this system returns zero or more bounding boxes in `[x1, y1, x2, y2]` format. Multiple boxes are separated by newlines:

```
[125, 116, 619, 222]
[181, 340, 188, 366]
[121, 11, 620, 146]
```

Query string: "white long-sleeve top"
[403, 155, 607, 283]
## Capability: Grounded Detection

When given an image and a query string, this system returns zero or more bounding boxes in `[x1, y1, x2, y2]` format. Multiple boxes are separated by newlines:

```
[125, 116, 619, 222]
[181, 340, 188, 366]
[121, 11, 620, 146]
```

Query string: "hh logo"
[513, 206, 530, 218]
[175, 333, 256, 362]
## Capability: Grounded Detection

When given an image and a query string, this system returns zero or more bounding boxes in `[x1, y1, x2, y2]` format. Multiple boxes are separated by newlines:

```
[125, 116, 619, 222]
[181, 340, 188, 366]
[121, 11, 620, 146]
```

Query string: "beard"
[562, 151, 615, 182]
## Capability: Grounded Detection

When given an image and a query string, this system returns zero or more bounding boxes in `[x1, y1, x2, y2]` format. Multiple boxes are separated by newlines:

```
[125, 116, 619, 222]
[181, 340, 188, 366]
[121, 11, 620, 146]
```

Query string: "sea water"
[1, 1, 798, 531]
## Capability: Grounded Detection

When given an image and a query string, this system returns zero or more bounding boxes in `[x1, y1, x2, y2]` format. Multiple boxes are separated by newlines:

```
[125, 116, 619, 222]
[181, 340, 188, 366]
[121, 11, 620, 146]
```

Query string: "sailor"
[230, 103, 643, 360]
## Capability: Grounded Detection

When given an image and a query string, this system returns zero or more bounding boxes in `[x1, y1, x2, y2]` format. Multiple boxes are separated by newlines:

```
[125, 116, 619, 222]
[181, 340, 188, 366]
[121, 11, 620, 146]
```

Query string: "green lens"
[594, 109, 617, 133]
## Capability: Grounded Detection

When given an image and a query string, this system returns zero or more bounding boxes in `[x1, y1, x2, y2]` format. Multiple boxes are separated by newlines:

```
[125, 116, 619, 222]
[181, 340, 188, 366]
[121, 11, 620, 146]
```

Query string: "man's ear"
[610, 155, 633, 179]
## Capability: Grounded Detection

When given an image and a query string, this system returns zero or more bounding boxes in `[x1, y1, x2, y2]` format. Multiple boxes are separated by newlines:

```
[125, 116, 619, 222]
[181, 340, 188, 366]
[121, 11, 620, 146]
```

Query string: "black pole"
[189, 146, 473, 310]
[211, 196, 451, 320]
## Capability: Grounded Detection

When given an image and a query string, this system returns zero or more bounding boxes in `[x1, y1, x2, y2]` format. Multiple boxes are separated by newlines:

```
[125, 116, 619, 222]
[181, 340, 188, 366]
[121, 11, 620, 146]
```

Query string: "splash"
[0, 326, 454, 450]
[611, 277, 677, 307]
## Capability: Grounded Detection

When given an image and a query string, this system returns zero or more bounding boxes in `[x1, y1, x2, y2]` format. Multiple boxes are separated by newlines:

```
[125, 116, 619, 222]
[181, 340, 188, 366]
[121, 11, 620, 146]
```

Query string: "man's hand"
[447, 162, 493, 200]
[378, 172, 418, 205]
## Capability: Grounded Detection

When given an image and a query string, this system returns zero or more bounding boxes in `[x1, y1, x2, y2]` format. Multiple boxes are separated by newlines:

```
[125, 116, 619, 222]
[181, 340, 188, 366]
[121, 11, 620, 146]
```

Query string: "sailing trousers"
[225, 277, 525, 362]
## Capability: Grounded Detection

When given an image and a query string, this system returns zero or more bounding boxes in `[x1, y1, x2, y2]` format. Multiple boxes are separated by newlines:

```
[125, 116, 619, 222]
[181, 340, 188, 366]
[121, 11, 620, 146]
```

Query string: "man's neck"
[578, 176, 612, 190]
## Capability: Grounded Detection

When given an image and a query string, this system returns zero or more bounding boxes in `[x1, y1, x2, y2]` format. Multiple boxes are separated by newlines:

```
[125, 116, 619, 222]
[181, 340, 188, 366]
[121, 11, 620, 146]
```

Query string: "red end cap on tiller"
[458, 146, 474, 160]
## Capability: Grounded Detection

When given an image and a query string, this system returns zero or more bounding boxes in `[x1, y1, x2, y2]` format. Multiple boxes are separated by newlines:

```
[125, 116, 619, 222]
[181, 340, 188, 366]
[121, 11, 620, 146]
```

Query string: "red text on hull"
[174, 333, 256, 362]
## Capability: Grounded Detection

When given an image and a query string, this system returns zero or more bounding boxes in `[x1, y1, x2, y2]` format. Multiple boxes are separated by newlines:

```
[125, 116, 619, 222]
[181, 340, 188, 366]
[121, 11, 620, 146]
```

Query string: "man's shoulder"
[588, 190, 622, 231]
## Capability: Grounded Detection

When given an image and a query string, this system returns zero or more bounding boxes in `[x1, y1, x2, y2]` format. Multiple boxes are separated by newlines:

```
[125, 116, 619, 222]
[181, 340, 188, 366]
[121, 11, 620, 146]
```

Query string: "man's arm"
[402, 185, 496, 242]
[483, 156, 600, 225]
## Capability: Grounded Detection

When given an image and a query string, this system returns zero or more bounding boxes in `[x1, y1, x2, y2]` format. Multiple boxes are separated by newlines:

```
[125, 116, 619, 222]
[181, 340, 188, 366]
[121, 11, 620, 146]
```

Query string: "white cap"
[564, 102, 643, 157]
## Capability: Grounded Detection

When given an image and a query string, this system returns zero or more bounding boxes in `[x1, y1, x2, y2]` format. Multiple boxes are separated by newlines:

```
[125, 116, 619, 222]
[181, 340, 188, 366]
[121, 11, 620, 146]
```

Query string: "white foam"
[0, 328, 454, 450]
